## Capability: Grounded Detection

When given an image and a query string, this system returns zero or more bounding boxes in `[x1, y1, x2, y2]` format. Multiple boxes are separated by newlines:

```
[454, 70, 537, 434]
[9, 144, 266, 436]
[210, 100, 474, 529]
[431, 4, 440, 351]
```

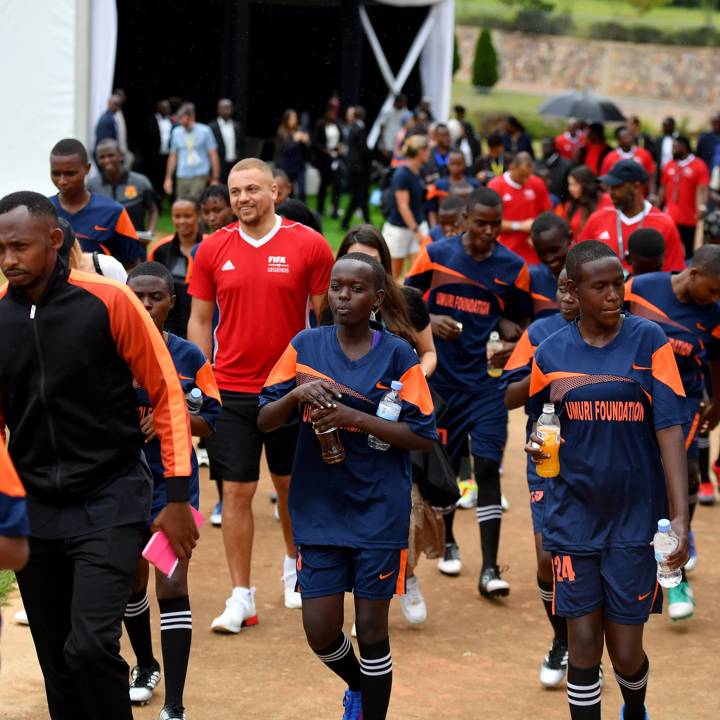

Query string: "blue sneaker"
[621, 704, 649, 719]
[685, 529, 697, 572]
[342, 689, 362, 719]
[210, 501, 222, 527]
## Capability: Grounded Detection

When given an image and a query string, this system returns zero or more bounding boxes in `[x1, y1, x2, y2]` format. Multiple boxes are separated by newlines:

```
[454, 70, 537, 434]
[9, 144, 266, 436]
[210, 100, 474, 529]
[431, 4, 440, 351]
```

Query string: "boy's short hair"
[127, 261, 175, 294]
[627, 228, 665, 258]
[566, 241, 618, 282]
[692, 244, 720, 276]
[439, 195, 465, 213]
[50, 138, 89, 164]
[466, 187, 502, 212]
[531, 212, 569, 238]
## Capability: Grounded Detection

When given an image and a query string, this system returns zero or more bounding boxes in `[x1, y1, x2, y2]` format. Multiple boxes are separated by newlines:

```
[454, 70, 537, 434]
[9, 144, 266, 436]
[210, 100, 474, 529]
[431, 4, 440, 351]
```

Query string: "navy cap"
[598, 159, 648, 186]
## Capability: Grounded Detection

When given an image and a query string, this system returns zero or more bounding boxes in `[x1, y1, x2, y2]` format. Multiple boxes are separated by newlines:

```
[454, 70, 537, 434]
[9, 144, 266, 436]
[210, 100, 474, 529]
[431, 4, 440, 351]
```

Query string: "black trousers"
[342, 170, 370, 228]
[677, 223, 696, 259]
[17, 523, 146, 720]
[316, 158, 342, 216]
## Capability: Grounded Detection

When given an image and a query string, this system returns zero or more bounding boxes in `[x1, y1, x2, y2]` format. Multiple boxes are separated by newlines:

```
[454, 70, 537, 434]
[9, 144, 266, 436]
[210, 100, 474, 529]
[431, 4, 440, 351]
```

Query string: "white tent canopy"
[0, 0, 454, 199]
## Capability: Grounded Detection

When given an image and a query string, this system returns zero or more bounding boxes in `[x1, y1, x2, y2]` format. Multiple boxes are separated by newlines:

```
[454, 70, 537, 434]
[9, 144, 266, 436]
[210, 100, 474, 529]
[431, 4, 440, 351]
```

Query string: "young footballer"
[526, 241, 689, 720]
[258, 253, 436, 720]
[624, 244, 720, 619]
[625, 228, 665, 279]
[529, 213, 571, 319]
[0, 444, 29, 572]
[503, 268, 578, 688]
[125, 262, 221, 720]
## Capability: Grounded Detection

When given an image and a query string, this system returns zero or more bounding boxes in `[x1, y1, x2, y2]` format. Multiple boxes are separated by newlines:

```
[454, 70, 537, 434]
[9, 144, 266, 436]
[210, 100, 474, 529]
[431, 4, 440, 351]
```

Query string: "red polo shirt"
[600, 147, 657, 179]
[554, 132, 583, 161]
[661, 155, 709, 227]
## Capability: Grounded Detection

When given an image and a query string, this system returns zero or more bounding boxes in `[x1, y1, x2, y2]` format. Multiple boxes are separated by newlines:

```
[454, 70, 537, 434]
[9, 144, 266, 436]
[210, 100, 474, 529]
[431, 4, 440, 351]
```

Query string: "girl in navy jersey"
[258, 254, 436, 720]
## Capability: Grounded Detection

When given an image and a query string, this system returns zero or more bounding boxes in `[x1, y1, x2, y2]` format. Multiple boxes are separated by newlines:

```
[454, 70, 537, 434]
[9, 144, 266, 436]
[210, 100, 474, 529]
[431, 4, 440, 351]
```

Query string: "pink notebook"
[142, 507, 205, 578]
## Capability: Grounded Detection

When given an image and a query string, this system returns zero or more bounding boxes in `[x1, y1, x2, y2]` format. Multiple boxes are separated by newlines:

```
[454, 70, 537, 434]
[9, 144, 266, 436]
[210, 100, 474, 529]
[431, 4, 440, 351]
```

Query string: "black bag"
[413, 441, 460, 511]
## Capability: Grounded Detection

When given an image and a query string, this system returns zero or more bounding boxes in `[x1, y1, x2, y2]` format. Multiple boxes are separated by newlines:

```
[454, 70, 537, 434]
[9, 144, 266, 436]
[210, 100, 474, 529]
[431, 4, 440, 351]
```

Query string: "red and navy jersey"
[259, 326, 436, 549]
[529, 315, 689, 552]
[625, 272, 720, 399]
[135, 333, 221, 482]
[529, 263, 559, 319]
[404, 236, 531, 388]
[0, 444, 28, 538]
[50, 193, 144, 265]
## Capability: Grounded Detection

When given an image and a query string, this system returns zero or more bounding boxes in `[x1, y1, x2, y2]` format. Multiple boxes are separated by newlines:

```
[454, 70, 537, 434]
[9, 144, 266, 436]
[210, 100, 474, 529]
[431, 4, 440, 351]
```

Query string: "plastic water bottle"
[536, 403, 561, 478]
[186, 388, 203, 415]
[487, 331, 503, 378]
[653, 518, 682, 588]
[368, 381, 403, 451]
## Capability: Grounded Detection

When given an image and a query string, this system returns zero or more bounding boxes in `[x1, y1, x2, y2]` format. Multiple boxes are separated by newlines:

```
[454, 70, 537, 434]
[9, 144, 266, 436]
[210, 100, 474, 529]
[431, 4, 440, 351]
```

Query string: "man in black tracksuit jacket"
[0, 191, 199, 720]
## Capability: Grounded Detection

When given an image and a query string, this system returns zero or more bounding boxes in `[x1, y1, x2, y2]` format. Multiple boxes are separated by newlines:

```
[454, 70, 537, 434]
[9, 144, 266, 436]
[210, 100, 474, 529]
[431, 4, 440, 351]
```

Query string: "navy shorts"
[529, 488, 545, 535]
[551, 546, 662, 625]
[683, 397, 702, 461]
[296, 545, 408, 600]
[432, 381, 508, 466]
[150, 472, 200, 523]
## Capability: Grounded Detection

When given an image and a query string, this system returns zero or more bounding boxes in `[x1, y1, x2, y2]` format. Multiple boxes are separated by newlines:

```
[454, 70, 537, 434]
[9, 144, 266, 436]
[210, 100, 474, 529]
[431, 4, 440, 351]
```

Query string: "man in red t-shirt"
[188, 158, 334, 632]
[488, 152, 552, 264]
[577, 159, 685, 272]
[554, 119, 584, 162]
[658, 135, 709, 260]
[600, 127, 657, 198]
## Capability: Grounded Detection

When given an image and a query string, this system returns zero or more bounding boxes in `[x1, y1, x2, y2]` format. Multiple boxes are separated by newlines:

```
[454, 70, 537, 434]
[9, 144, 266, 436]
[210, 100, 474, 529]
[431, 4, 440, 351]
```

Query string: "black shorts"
[206, 390, 298, 482]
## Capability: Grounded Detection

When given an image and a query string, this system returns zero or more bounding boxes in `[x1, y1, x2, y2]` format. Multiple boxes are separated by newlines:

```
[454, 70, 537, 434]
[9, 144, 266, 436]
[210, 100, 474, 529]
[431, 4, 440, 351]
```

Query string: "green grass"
[456, 0, 720, 29]
[0, 570, 16, 606]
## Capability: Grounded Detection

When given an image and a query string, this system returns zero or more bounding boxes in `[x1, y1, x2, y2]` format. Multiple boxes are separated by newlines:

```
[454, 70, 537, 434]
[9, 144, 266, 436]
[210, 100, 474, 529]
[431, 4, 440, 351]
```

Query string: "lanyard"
[491, 158, 504, 177]
[184, 129, 195, 152]
[616, 206, 649, 259]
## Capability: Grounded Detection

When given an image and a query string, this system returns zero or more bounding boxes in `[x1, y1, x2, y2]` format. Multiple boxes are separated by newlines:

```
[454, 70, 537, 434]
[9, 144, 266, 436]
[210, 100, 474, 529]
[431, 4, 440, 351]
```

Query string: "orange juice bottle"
[536, 403, 561, 478]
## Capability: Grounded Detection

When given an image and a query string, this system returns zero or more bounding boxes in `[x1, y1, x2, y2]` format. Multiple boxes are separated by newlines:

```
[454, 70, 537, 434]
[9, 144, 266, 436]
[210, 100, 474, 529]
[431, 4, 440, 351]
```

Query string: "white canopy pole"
[420, 0, 455, 123]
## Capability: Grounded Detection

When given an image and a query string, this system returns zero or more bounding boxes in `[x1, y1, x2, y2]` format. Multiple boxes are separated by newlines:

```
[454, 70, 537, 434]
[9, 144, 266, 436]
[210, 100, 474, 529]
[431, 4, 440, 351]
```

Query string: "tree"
[472, 28, 499, 90]
[452, 33, 461, 77]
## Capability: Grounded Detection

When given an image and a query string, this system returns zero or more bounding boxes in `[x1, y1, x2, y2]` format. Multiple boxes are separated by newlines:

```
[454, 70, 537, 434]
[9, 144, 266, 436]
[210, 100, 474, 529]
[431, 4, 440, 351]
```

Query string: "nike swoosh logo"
[632, 363, 652, 371]
[638, 591, 652, 601]
[178, 374, 194, 381]
[378, 571, 395, 580]
[94, 225, 110, 232]
[376, 382, 390, 391]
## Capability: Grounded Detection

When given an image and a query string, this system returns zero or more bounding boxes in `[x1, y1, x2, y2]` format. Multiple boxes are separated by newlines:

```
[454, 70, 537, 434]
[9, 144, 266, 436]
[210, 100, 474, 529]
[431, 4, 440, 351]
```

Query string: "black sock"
[314, 632, 361, 691]
[614, 655, 649, 720]
[443, 509, 456, 545]
[215, 478, 223, 501]
[359, 637, 392, 720]
[698, 432, 710, 483]
[159, 596, 192, 709]
[124, 589, 156, 668]
[537, 576, 567, 646]
[474, 458, 501, 570]
[567, 663, 601, 719]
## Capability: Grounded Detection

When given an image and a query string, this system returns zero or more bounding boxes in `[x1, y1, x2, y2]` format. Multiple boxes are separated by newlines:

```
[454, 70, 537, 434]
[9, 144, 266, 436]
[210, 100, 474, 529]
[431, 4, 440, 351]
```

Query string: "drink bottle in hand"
[653, 518, 682, 588]
[486, 331, 503, 378]
[536, 403, 561, 478]
[368, 381, 403, 451]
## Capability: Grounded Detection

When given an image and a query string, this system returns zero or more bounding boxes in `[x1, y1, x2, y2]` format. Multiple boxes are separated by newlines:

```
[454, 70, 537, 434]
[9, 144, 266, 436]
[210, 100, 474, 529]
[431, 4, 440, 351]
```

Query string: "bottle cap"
[391, 380, 403, 391]
[542, 402, 555, 415]
[489, 331, 500, 342]
[657, 518, 671, 533]
[190, 388, 202, 399]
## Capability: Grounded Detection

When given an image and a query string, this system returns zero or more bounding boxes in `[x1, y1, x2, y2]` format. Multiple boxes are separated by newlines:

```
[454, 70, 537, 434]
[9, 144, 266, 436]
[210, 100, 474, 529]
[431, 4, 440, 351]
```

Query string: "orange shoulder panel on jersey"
[115, 207, 139, 239]
[0, 444, 25, 498]
[514, 263, 530, 293]
[405, 246, 432, 279]
[264, 344, 299, 387]
[504, 330, 536, 372]
[148, 235, 174, 262]
[194, 360, 221, 403]
[295, 362, 334, 384]
[624, 290, 671, 322]
[67, 269, 192, 478]
[651, 341, 686, 397]
[711, 324, 720, 340]
[529, 362, 587, 397]
[398, 364, 434, 416]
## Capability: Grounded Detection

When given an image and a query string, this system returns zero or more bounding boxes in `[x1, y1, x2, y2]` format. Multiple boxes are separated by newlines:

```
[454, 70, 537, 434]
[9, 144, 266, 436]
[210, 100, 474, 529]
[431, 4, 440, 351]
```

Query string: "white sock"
[284, 555, 296, 574]
[232, 586, 253, 602]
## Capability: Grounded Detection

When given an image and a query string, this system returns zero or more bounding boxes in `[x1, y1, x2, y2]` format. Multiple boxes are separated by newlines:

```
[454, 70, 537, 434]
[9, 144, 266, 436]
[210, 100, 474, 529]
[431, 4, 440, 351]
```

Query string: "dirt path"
[2, 409, 718, 719]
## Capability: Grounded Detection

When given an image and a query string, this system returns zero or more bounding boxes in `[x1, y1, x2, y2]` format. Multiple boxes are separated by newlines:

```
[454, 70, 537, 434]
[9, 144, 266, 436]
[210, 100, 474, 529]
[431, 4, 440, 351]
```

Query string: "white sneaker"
[400, 576, 427, 625]
[210, 588, 258, 633]
[282, 570, 302, 609]
[196, 447, 210, 467]
[14, 609, 29, 626]
[539, 639, 568, 688]
[209, 501, 222, 527]
[501, 494, 510, 512]
[456, 480, 477, 509]
[437, 543, 462, 576]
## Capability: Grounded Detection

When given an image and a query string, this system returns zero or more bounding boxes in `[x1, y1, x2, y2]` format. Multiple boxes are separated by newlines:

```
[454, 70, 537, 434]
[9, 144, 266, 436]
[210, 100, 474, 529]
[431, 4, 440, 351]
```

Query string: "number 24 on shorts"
[554, 555, 576, 583]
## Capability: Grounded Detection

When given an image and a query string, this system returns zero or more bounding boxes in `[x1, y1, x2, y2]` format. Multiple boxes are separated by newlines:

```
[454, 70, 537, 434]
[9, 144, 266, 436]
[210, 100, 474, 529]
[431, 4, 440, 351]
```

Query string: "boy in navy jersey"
[624, 244, 720, 620]
[625, 228, 664, 279]
[405, 186, 531, 596]
[503, 268, 578, 688]
[527, 241, 689, 720]
[529, 213, 571, 319]
[124, 262, 221, 720]
[259, 254, 435, 720]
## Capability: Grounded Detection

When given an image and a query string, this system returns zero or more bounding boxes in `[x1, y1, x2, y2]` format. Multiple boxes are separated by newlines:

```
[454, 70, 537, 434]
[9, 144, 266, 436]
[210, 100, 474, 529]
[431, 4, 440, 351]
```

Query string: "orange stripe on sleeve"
[652, 341, 686, 397]
[625, 291, 672, 322]
[194, 360, 221, 403]
[514, 263, 530, 293]
[405, 246, 432, 280]
[295, 362, 334, 384]
[685, 413, 700, 449]
[115, 207, 139, 239]
[67, 270, 192, 478]
[529, 365, 587, 397]
[504, 330, 536, 372]
[265, 344, 299, 388]
[398, 364, 434, 416]
[0, 444, 25, 498]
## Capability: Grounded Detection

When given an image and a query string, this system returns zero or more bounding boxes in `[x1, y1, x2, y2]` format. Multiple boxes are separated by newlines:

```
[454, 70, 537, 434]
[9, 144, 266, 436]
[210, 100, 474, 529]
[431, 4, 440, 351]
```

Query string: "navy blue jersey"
[135, 333, 221, 482]
[529, 263, 559, 320]
[259, 326, 436, 549]
[529, 315, 689, 552]
[625, 272, 720, 399]
[404, 236, 531, 388]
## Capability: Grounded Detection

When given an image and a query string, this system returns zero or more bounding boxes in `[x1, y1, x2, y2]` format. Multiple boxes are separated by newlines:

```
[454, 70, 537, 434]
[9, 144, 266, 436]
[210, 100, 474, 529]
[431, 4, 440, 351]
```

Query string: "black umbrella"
[539, 91, 626, 123]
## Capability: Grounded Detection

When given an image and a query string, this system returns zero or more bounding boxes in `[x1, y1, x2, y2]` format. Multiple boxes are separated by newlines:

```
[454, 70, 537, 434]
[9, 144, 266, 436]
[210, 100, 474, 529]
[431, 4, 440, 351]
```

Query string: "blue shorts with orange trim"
[529, 488, 546, 535]
[296, 546, 407, 600]
[683, 396, 702, 460]
[432, 381, 508, 466]
[551, 546, 662, 625]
